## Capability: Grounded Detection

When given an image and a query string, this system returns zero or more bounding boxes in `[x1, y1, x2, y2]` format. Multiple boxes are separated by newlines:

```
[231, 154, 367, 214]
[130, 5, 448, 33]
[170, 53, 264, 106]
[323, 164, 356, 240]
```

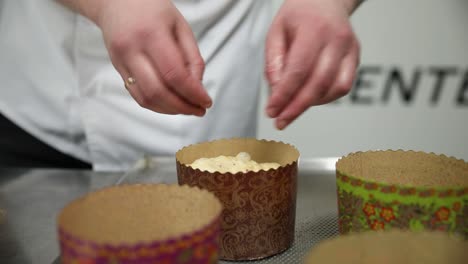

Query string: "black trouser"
[0, 113, 91, 169]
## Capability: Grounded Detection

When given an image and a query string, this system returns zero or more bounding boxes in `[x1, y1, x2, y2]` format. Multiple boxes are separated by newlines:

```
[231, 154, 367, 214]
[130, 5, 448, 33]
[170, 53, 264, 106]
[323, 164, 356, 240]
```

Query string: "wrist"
[58, 0, 108, 27]
[83, 0, 108, 27]
[282, 0, 364, 16]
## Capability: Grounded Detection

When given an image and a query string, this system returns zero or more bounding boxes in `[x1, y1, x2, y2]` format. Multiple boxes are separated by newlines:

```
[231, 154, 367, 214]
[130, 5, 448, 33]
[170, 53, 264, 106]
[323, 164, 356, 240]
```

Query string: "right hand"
[96, 0, 212, 116]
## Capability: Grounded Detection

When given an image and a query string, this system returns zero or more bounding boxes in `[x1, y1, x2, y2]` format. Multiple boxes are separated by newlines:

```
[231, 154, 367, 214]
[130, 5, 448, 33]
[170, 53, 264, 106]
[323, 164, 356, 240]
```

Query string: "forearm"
[282, 0, 365, 16]
[57, 0, 106, 25]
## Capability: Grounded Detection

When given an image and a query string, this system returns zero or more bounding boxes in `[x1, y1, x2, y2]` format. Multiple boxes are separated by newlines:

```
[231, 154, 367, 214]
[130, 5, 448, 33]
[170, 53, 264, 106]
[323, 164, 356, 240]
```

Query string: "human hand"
[265, 0, 361, 129]
[96, 0, 211, 116]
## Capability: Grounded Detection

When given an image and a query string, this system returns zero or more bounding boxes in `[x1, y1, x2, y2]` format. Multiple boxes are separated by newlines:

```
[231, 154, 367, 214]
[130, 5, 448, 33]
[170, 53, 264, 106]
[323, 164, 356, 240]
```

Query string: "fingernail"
[204, 100, 212, 109]
[195, 109, 206, 117]
[266, 106, 279, 118]
[276, 119, 288, 130]
[269, 56, 283, 71]
[267, 58, 283, 85]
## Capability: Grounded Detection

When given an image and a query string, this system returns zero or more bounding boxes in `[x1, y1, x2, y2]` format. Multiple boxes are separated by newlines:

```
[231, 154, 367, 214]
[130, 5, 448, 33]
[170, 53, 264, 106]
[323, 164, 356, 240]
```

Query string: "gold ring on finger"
[124, 76, 136, 89]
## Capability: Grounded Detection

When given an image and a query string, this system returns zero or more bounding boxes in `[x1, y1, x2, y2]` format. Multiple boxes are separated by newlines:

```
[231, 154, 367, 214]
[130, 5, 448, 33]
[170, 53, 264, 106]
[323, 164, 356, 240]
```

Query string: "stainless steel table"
[0, 157, 340, 264]
[0, 169, 124, 264]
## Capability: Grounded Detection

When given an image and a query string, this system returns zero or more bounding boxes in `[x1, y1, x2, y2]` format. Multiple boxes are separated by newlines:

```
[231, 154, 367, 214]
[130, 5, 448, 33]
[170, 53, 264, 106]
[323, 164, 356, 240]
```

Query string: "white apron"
[0, 0, 273, 170]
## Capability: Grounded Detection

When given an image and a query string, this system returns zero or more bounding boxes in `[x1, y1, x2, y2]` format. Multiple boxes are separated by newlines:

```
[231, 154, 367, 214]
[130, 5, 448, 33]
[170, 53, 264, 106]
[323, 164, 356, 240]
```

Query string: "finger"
[144, 27, 212, 108]
[279, 37, 351, 116]
[106, 31, 137, 74]
[266, 28, 325, 118]
[176, 20, 205, 81]
[265, 20, 286, 87]
[124, 54, 177, 114]
[273, 41, 353, 130]
[106, 43, 133, 87]
[109, 53, 152, 109]
[126, 54, 206, 116]
[315, 45, 359, 105]
[120, 66, 150, 110]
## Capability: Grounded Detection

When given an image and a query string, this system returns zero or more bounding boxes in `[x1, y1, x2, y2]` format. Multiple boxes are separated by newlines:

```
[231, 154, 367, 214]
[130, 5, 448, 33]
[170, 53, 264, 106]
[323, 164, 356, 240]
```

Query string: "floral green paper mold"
[335, 150, 468, 239]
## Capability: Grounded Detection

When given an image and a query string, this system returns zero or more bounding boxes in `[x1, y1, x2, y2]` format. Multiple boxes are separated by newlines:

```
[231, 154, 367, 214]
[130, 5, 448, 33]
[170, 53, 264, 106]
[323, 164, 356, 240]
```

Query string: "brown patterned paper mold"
[304, 230, 468, 264]
[335, 150, 468, 238]
[176, 138, 300, 260]
[57, 184, 222, 264]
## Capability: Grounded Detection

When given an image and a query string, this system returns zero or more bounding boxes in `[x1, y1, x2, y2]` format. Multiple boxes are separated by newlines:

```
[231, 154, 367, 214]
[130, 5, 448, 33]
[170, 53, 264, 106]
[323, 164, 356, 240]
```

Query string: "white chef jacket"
[0, 0, 273, 171]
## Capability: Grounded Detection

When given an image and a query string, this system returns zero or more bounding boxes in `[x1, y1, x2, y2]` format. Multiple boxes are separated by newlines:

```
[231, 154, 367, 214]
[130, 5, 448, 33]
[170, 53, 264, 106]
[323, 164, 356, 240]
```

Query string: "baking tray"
[117, 156, 341, 263]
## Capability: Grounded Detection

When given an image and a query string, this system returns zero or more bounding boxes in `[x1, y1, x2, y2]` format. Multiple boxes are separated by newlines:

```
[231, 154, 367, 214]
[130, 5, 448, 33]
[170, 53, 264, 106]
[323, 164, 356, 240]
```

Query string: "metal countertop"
[0, 157, 339, 264]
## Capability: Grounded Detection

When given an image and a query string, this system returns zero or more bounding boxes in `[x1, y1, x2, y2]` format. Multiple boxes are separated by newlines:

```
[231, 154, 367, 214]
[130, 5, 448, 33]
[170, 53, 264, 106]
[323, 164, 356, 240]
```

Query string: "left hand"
[265, 0, 361, 130]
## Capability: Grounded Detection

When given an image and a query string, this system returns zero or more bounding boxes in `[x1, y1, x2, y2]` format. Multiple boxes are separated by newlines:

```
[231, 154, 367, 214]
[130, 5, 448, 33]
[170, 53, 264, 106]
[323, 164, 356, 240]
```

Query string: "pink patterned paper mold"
[59, 217, 220, 264]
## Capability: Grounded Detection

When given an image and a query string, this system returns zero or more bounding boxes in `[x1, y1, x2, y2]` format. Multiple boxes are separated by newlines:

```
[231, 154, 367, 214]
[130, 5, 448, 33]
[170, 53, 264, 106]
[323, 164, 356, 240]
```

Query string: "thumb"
[176, 21, 206, 81]
[265, 21, 286, 87]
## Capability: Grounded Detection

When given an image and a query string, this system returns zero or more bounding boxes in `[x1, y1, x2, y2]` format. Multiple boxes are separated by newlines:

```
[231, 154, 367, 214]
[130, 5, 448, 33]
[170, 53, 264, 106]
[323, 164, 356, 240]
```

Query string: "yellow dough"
[190, 152, 280, 173]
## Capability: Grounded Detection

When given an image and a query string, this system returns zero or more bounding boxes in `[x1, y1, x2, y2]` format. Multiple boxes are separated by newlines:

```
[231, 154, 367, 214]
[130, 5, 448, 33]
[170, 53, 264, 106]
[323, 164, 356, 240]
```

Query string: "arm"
[57, 0, 212, 116]
[265, 0, 364, 129]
